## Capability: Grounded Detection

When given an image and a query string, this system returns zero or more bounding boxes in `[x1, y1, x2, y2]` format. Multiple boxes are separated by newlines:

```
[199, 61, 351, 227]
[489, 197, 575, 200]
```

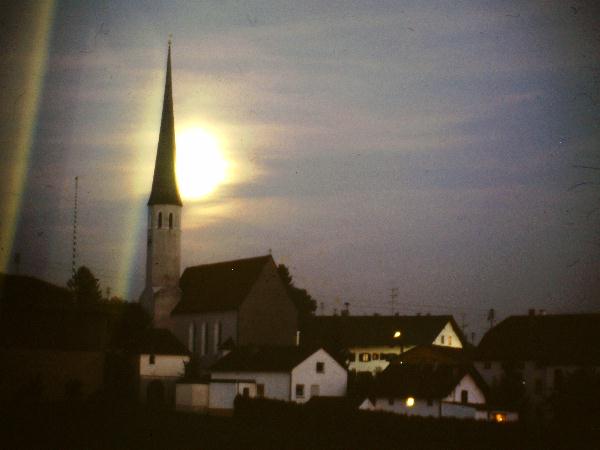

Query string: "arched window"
[158, 212, 163, 228]
[169, 213, 173, 229]
[188, 322, 196, 352]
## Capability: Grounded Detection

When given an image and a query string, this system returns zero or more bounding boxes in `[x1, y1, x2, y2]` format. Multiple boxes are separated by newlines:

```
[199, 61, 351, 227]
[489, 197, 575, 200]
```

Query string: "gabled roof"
[398, 345, 472, 366]
[477, 313, 600, 365]
[210, 346, 319, 373]
[302, 315, 462, 349]
[371, 364, 485, 400]
[126, 328, 189, 356]
[172, 255, 273, 314]
[0, 273, 72, 309]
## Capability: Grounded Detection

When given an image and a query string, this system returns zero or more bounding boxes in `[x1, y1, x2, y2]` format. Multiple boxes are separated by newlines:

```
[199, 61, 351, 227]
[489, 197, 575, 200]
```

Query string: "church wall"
[237, 260, 298, 347]
[170, 310, 237, 368]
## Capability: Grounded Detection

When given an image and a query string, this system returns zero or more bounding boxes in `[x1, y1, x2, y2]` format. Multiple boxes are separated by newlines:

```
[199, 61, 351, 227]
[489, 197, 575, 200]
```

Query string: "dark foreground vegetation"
[3, 397, 599, 450]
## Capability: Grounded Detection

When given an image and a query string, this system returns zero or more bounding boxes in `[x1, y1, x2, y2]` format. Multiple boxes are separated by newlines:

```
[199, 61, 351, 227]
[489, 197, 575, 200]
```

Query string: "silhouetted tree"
[277, 264, 317, 329]
[67, 266, 102, 305]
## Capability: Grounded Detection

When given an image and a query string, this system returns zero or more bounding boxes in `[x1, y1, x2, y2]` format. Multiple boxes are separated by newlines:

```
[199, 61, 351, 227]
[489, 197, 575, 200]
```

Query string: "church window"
[169, 213, 173, 229]
[200, 323, 208, 356]
[213, 322, 222, 354]
[188, 322, 196, 352]
[158, 212, 163, 228]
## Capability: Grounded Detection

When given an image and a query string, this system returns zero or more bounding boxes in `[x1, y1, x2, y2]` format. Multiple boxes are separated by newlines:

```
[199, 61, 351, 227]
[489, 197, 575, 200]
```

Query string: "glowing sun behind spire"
[176, 127, 228, 200]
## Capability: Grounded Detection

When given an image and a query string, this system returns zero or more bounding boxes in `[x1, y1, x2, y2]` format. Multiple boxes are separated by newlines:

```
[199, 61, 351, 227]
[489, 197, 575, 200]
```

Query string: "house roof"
[371, 364, 485, 400]
[302, 315, 463, 349]
[173, 255, 273, 314]
[210, 346, 319, 373]
[0, 273, 73, 309]
[398, 345, 473, 366]
[126, 328, 189, 356]
[476, 313, 600, 365]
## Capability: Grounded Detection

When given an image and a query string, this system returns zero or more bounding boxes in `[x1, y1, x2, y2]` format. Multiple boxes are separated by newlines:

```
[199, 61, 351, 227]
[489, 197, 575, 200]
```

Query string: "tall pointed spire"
[148, 40, 182, 206]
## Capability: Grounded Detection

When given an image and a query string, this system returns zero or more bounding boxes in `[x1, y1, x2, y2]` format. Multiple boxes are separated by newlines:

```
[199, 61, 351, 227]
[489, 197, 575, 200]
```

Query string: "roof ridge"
[184, 254, 272, 270]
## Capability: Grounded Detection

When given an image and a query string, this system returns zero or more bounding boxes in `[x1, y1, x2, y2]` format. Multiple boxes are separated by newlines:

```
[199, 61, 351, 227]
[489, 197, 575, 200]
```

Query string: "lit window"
[149, 354, 155, 365]
[448, 336, 452, 346]
[360, 353, 371, 362]
[495, 413, 506, 423]
[257, 384, 265, 397]
[406, 397, 415, 407]
[295, 384, 304, 398]
[169, 213, 173, 229]
[158, 212, 163, 228]
[316, 362, 325, 373]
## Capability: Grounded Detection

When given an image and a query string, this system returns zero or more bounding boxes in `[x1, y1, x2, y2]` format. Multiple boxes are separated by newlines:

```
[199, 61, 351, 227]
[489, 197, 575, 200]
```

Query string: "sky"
[2, 0, 599, 341]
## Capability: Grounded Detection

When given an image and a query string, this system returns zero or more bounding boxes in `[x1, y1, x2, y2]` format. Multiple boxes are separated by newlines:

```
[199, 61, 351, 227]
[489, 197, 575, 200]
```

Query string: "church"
[139, 43, 299, 369]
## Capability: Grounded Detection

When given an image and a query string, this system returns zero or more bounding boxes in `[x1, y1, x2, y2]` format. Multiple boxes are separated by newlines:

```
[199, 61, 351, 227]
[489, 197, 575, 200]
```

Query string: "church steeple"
[148, 41, 182, 206]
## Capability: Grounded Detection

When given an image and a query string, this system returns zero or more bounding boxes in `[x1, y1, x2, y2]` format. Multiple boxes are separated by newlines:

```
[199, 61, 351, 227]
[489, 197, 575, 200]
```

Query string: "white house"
[129, 328, 190, 405]
[302, 315, 466, 373]
[361, 363, 488, 420]
[176, 346, 347, 414]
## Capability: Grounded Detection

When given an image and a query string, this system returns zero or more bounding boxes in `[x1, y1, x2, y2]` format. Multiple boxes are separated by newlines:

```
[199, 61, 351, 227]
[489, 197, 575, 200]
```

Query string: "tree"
[67, 266, 102, 305]
[277, 264, 317, 329]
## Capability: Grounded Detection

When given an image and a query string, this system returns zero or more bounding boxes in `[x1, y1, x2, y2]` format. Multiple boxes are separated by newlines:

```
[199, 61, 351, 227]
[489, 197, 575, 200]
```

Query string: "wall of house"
[238, 261, 298, 346]
[139, 354, 188, 377]
[210, 371, 291, 401]
[440, 401, 477, 419]
[209, 381, 257, 414]
[175, 383, 209, 412]
[474, 360, 503, 388]
[170, 310, 237, 368]
[291, 349, 347, 403]
[432, 322, 463, 348]
[372, 397, 440, 417]
[0, 348, 105, 402]
[443, 374, 486, 404]
[348, 345, 415, 373]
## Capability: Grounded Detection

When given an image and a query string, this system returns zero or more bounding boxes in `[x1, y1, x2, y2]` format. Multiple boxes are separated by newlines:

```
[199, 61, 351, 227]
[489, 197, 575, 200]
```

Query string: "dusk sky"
[2, 1, 599, 340]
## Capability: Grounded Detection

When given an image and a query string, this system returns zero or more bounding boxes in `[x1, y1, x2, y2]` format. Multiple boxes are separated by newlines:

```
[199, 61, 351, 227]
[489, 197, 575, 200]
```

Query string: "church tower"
[141, 42, 182, 326]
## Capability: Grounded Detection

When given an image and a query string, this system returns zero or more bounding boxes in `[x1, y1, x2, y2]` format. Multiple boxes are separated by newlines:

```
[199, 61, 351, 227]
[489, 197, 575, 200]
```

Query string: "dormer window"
[169, 213, 173, 229]
[158, 212, 163, 228]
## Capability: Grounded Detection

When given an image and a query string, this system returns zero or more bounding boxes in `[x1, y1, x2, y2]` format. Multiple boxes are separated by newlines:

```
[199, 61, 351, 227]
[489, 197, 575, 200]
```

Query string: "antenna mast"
[72, 176, 78, 278]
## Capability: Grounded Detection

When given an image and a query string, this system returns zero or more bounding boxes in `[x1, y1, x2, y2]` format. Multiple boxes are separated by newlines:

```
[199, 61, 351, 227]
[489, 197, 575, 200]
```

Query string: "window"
[214, 322, 222, 354]
[168, 213, 173, 229]
[257, 384, 265, 398]
[149, 354, 155, 365]
[188, 322, 196, 352]
[316, 362, 325, 373]
[448, 336, 452, 346]
[348, 352, 356, 362]
[295, 384, 304, 398]
[461, 390, 468, 404]
[372, 353, 379, 360]
[484, 361, 491, 370]
[158, 212, 163, 228]
[242, 387, 250, 397]
[200, 322, 208, 356]
[360, 353, 371, 362]
[440, 335, 445, 344]
[310, 384, 320, 397]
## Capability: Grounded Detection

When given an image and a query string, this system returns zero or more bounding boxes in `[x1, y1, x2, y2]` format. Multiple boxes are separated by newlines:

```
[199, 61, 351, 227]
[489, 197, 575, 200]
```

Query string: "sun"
[176, 128, 228, 200]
